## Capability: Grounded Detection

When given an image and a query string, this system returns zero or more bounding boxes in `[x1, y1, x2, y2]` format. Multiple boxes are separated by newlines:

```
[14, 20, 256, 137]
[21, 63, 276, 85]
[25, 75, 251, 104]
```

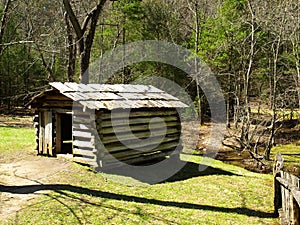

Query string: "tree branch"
[81, 5, 99, 33]
[85, 0, 107, 48]
[0, 40, 34, 46]
[62, 0, 83, 39]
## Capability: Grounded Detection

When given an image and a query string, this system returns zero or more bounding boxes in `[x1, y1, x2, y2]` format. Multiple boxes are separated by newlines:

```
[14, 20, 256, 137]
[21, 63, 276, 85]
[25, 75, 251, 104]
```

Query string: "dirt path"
[0, 157, 70, 222]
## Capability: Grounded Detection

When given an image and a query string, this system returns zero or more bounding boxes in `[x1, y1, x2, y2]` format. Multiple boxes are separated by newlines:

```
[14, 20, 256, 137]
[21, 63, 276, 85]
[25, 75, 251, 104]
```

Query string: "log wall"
[72, 108, 99, 167]
[96, 108, 182, 167]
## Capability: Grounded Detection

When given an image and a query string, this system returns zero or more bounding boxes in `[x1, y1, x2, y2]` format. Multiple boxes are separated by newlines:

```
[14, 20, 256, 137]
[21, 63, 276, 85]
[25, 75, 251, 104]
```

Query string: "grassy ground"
[271, 142, 300, 175]
[0, 123, 278, 224]
[0, 125, 35, 162]
[5, 154, 278, 225]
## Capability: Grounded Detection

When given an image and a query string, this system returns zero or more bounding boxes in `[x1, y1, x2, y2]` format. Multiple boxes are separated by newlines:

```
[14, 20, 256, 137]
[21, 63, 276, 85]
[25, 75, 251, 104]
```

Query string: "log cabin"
[28, 82, 187, 168]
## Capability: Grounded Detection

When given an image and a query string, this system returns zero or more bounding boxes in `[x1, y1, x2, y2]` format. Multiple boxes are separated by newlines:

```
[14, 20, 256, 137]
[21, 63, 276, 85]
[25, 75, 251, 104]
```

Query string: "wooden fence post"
[274, 153, 284, 217]
[273, 153, 300, 224]
[291, 195, 299, 225]
[274, 172, 282, 217]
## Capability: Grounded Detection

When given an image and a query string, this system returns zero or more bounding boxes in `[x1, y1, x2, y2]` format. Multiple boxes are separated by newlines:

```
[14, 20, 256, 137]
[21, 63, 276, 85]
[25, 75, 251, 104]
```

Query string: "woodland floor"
[192, 120, 300, 176]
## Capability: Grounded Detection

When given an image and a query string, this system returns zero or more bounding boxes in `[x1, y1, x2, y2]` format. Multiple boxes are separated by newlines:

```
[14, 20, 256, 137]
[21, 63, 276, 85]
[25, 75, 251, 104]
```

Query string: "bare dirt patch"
[0, 157, 70, 222]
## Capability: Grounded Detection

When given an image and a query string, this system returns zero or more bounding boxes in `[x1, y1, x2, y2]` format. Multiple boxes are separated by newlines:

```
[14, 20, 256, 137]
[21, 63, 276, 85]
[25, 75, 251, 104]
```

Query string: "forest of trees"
[1, 0, 300, 159]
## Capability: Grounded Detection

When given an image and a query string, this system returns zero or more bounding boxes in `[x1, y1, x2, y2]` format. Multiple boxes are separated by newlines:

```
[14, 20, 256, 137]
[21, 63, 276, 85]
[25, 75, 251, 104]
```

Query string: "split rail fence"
[274, 153, 300, 225]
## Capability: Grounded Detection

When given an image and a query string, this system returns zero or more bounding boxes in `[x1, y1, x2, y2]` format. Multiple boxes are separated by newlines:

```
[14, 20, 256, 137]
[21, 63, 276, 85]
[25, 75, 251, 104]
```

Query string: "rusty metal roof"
[48, 82, 187, 110]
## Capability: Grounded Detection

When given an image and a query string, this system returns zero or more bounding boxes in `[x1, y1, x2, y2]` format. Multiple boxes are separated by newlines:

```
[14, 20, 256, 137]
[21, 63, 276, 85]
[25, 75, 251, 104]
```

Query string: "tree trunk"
[265, 38, 280, 160]
[241, 1, 255, 147]
[194, 2, 202, 124]
[80, 50, 90, 84]
[65, 13, 76, 82]
[63, 0, 107, 83]
[0, 0, 12, 54]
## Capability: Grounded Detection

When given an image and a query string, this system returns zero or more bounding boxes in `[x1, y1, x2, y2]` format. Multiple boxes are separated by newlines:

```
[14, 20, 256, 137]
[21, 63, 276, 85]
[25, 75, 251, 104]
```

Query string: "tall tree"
[0, 0, 11, 54]
[63, 0, 107, 83]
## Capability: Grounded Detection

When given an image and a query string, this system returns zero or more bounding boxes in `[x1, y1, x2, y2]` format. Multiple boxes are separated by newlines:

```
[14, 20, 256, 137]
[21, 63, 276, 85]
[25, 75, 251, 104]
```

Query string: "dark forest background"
[1, 0, 300, 159]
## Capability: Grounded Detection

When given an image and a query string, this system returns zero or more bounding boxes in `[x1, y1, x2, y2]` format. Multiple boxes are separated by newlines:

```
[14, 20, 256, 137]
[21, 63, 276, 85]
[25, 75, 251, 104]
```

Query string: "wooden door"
[38, 111, 53, 156]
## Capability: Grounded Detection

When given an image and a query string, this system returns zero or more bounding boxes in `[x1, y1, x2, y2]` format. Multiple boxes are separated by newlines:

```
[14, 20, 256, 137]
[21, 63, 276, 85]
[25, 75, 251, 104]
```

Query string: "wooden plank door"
[38, 111, 53, 156]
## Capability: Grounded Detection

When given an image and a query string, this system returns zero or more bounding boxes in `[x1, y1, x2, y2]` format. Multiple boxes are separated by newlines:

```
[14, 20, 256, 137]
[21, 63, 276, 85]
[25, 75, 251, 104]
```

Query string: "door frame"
[55, 111, 73, 155]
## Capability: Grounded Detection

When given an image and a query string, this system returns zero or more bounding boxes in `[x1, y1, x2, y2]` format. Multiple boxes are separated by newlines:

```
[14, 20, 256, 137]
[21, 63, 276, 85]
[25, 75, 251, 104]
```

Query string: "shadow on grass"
[0, 183, 274, 219]
[164, 161, 240, 182]
[101, 159, 241, 184]
[280, 153, 300, 156]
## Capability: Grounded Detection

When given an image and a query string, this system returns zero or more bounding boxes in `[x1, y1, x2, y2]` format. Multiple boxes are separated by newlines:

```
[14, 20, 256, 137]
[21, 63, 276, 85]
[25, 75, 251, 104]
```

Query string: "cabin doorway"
[56, 113, 73, 154]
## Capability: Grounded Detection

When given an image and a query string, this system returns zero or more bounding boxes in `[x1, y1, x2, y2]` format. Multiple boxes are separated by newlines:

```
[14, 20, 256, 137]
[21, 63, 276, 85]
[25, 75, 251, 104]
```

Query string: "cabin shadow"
[164, 160, 239, 183]
[100, 158, 240, 184]
[0, 183, 274, 219]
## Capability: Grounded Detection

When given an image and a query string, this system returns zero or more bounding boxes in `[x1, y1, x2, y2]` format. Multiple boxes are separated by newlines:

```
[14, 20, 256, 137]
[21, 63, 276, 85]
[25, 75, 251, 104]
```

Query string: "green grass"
[271, 142, 300, 175]
[0, 125, 279, 224]
[0, 126, 35, 160]
[251, 107, 300, 120]
[5, 154, 278, 225]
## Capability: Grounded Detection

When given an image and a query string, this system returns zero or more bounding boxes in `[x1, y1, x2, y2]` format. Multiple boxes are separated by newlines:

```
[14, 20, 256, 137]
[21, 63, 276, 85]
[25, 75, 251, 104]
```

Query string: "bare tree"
[0, 0, 12, 54]
[285, 2, 300, 109]
[63, 0, 107, 83]
[65, 12, 76, 82]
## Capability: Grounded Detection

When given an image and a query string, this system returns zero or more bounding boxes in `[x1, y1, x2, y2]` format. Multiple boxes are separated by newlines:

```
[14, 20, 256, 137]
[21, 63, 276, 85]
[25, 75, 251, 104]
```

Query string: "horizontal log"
[101, 128, 180, 145]
[101, 149, 175, 168]
[105, 141, 179, 159]
[104, 135, 179, 153]
[73, 111, 95, 118]
[127, 149, 174, 163]
[74, 137, 95, 144]
[73, 148, 96, 159]
[107, 143, 179, 161]
[52, 108, 74, 113]
[99, 116, 179, 128]
[73, 116, 94, 124]
[73, 130, 93, 139]
[99, 121, 180, 134]
[276, 177, 300, 194]
[98, 109, 178, 120]
[41, 100, 74, 107]
[44, 95, 71, 101]
[73, 123, 94, 130]
[73, 112, 95, 118]
[72, 156, 98, 167]
[73, 140, 95, 149]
